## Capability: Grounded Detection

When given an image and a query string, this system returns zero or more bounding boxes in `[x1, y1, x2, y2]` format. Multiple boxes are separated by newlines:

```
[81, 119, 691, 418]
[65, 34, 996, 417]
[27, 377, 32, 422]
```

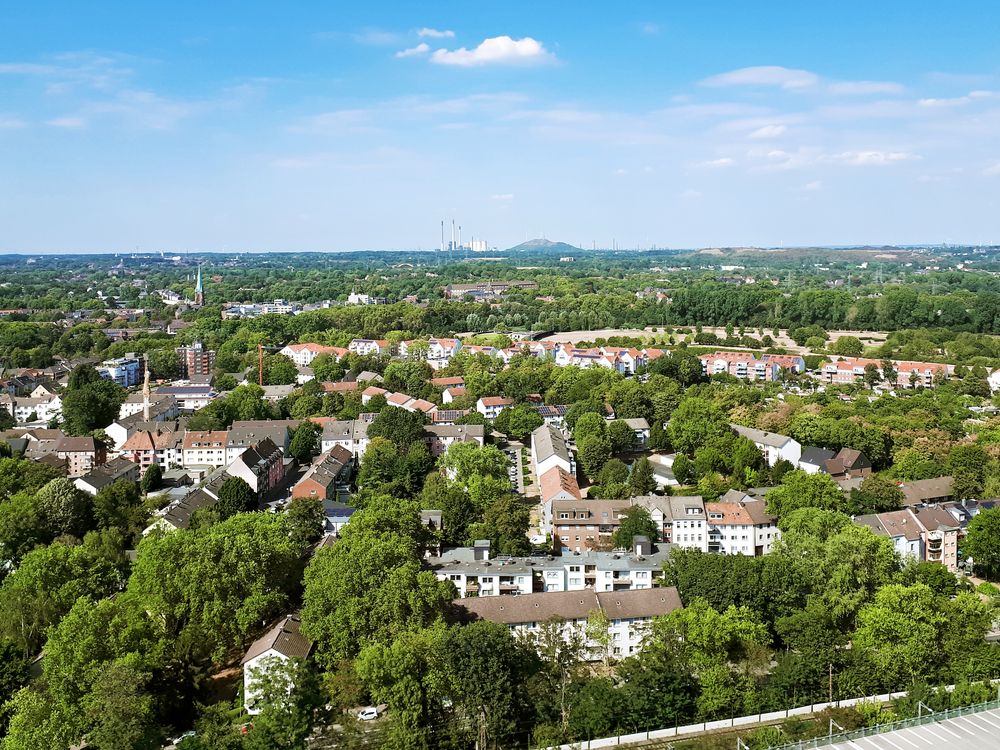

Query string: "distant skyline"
[1, 1, 999, 253]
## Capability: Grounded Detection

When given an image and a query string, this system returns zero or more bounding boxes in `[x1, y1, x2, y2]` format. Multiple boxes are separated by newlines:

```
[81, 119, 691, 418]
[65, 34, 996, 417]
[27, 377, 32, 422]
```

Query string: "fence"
[536, 679, 1000, 750]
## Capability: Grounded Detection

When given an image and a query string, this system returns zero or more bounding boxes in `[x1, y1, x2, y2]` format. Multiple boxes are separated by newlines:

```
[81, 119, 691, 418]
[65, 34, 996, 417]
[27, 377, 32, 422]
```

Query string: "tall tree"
[215, 475, 257, 519]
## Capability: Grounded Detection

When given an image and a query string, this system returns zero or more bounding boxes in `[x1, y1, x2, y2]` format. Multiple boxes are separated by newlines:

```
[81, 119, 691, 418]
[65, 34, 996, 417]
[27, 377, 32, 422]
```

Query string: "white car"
[357, 707, 379, 721]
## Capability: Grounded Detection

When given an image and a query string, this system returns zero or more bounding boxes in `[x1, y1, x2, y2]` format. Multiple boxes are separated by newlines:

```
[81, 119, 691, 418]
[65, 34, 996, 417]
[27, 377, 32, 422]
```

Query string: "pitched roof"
[730, 423, 794, 449]
[539, 466, 581, 503]
[532, 424, 572, 466]
[454, 586, 683, 625]
[900, 476, 955, 505]
[241, 615, 312, 664]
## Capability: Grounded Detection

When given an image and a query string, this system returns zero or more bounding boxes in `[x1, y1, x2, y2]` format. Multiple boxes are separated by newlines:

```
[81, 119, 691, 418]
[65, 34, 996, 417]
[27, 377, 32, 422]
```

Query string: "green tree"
[215, 475, 257, 519]
[244, 657, 322, 750]
[671, 453, 693, 485]
[847, 475, 904, 515]
[421, 473, 478, 547]
[611, 506, 659, 549]
[93, 479, 144, 535]
[572, 412, 607, 444]
[607, 420, 637, 454]
[493, 404, 544, 441]
[140, 463, 162, 494]
[0, 639, 29, 733]
[964, 506, 1000, 580]
[35, 477, 92, 538]
[766, 471, 845, 517]
[263, 353, 298, 386]
[288, 421, 320, 463]
[440, 442, 509, 484]
[629, 456, 657, 496]
[472, 494, 531, 555]
[62, 366, 127, 435]
[367, 406, 427, 451]
[668, 397, 727, 455]
[578, 435, 612, 480]
[82, 660, 159, 750]
[285, 497, 326, 547]
[597, 458, 629, 487]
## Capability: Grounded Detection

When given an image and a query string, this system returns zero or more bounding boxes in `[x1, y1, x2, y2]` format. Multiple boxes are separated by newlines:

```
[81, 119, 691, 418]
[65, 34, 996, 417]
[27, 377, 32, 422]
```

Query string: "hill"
[505, 238, 582, 254]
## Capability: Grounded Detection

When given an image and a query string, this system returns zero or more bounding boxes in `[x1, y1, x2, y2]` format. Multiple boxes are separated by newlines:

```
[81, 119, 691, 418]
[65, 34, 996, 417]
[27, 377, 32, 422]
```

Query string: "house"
[292, 446, 353, 502]
[427, 337, 461, 363]
[900, 476, 955, 506]
[348, 339, 390, 357]
[424, 424, 485, 456]
[820, 357, 952, 389]
[533, 404, 569, 427]
[798, 446, 836, 474]
[241, 615, 313, 716]
[279, 343, 348, 367]
[74, 456, 140, 496]
[156, 383, 217, 411]
[182, 430, 229, 467]
[476, 396, 514, 419]
[531, 424, 574, 477]
[730, 424, 802, 468]
[632, 495, 708, 550]
[825, 448, 873, 478]
[453, 586, 682, 660]
[119, 391, 179, 420]
[619, 418, 650, 450]
[430, 409, 470, 425]
[550, 499, 632, 552]
[539, 467, 583, 532]
[708, 493, 781, 556]
[226, 437, 284, 499]
[227, 420, 297, 463]
[98, 356, 144, 388]
[320, 419, 369, 456]
[0, 393, 63, 425]
[121, 427, 185, 471]
[855, 505, 961, 571]
[430, 376, 466, 388]
[322, 500, 357, 536]
[442, 386, 467, 404]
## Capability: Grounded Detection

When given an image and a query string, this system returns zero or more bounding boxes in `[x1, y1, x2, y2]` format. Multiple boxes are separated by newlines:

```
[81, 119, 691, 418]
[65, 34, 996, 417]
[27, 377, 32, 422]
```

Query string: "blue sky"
[1, 1, 999, 252]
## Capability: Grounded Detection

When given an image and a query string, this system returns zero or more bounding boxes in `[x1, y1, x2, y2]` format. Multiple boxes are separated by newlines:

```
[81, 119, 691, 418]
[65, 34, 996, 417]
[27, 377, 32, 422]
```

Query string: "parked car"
[358, 707, 380, 721]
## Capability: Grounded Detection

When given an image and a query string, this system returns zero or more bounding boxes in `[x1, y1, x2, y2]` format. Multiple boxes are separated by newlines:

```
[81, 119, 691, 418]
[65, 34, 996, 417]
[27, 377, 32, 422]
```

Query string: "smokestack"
[142, 354, 151, 422]
[440, 220, 444, 253]
[451, 220, 456, 254]
[458, 225, 462, 252]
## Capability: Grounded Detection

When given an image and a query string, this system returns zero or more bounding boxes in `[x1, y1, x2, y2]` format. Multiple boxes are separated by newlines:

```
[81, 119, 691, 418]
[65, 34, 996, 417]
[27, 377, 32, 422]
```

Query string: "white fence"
[537, 680, 1000, 750]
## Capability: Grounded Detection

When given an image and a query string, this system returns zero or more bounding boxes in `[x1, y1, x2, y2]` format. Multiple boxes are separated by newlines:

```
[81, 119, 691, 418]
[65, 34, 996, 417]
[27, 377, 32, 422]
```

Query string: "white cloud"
[803, 180, 822, 191]
[920, 90, 997, 107]
[351, 28, 402, 46]
[417, 28, 455, 39]
[984, 162, 1000, 177]
[828, 80, 905, 95]
[614, 168, 628, 175]
[680, 188, 702, 199]
[491, 193, 514, 201]
[748, 124, 787, 139]
[639, 22, 660, 35]
[395, 43, 430, 59]
[830, 150, 918, 166]
[696, 157, 735, 168]
[47, 116, 86, 128]
[0, 115, 27, 128]
[701, 65, 819, 90]
[430, 36, 555, 67]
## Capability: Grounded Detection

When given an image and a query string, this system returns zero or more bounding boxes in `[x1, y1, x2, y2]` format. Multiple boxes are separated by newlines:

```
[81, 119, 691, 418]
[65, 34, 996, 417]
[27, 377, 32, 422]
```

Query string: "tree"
[301, 499, 452, 667]
[671, 453, 693, 485]
[597, 458, 629, 487]
[263, 353, 298, 386]
[493, 404, 543, 441]
[847, 475, 904, 515]
[528, 617, 586, 730]
[832, 336, 863, 357]
[964, 506, 1000, 580]
[440, 442, 509, 484]
[62, 367, 126, 435]
[147, 348, 182, 380]
[668, 397, 727, 455]
[607, 420, 637, 454]
[140, 463, 162, 494]
[474, 494, 531, 555]
[82, 660, 159, 750]
[765, 471, 845, 517]
[93, 479, 144, 536]
[244, 657, 322, 750]
[572, 412, 607, 444]
[0, 457, 62, 502]
[578, 435, 612, 480]
[367, 406, 427, 451]
[35, 477, 92, 538]
[285, 497, 325, 547]
[421, 473, 477, 547]
[629, 456, 657, 496]
[0, 639, 29, 733]
[948, 444, 989, 500]
[288, 421, 320, 463]
[215, 475, 257, 519]
[611, 506, 659, 549]
[863, 363, 881, 388]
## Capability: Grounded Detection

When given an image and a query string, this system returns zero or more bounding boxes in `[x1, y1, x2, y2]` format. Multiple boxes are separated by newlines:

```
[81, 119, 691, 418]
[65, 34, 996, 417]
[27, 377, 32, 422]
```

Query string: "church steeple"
[194, 265, 204, 306]
[142, 354, 151, 421]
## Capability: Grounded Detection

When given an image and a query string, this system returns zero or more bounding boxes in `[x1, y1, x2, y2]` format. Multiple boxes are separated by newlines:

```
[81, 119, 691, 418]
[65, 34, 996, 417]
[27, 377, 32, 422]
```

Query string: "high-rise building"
[177, 340, 215, 378]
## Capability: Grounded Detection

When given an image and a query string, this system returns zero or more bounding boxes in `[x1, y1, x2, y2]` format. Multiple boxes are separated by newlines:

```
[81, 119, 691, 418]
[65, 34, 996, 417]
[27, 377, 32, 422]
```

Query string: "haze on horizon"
[1, 1, 999, 253]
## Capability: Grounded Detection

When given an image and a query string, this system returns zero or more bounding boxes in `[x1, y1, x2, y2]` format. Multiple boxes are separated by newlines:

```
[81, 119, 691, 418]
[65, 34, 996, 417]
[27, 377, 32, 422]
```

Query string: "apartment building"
[292, 445, 353, 502]
[278, 343, 348, 367]
[476, 396, 514, 419]
[121, 427, 185, 470]
[241, 615, 312, 716]
[705, 495, 781, 556]
[453, 586, 682, 660]
[425, 424, 485, 456]
[820, 357, 952, 389]
[176, 341, 216, 378]
[74, 456, 140, 496]
[551, 499, 632, 552]
[855, 505, 962, 571]
[531, 424, 574, 477]
[226, 437, 285, 499]
[182, 430, 229, 467]
[347, 339, 391, 357]
[320, 419, 370, 456]
[699, 352, 805, 381]
[730, 424, 803, 467]
[632, 495, 709, 550]
[55, 436, 106, 477]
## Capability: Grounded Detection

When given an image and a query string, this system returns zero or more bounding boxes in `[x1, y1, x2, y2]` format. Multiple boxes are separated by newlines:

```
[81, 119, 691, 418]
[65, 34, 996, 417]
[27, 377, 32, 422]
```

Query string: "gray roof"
[454, 586, 682, 625]
[321, 419, 369, 442]
[241, 615, 312, 664]
[900, 476, 955, 505]
[532, 424, 571, 465]
[633, 495, 706, 521]
[425, 424, 485, 440]
[799, 445, 836, 466]
[228, 420, 298, 449]
[730, 423, 794, 448]
[77, 457, 137, 491]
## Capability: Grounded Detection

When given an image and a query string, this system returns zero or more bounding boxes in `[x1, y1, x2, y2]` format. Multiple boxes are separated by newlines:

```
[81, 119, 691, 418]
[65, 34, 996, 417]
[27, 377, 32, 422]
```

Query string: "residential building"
[707, 494, 781, 556]
[176, 341, 216, 378]
[156, 383, 217, 411]
[476, 396, 514, 419]
[320, 419, 370, 456]
[98, 356, 144, 388]
[278, 343, 348, 367]
[531, 424, 574, 477]
[855, 505, 962, 571]
[699, 352, 805, 381]
[632, 495, 709, 550]
[292, 446, 353, 502]
[444, 280, 539, 300]
[322, 500, 357, 536]
[226, 437, 284, 499]
[551, 499, 632, 552]
[347, 339, 391, 357]
[121, 427, 185, 471]
[453, 587, 682, 660]
[619, 418, 650, 450]
[227, 420, 297, 463]
[55, 436, 106, 477]
[820, 357, 952, 389]
[182, 430, 229, 467]
[442, 386, 467, 404]
[119, 391, 179, 420]
[241, 615, 312, 715]
[0, 393, 62, 424]
[900, 476, 955, 506]
[74, 456, 140, 496]
[539, 467, 582, 532]
[730, 424, 802, 468]
[425, 424, 485, 456]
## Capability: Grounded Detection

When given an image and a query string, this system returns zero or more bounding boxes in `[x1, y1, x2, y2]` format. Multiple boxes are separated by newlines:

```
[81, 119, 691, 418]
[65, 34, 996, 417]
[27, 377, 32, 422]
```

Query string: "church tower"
[194, 265, 204, 306]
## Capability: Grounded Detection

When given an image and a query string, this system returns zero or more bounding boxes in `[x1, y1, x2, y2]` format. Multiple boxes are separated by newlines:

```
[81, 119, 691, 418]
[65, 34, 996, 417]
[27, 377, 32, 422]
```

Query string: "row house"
[347, 339, 391, 357]
[106, 401, 181, 452]
[226, 437, 285, 500]
[453, 586, 683, 660]
[278, 343, 348, 367]
[699, 352, 805, 381]
[551, 498, 632, 552]
[820, 356, 953, 389]
[121, 428, 185, 471]
[431, 375, 465, 388]
[182, 430, 229, 467]
[539, 466, 583, 533]
[0, 393, 62, 424]
[74, 456, 141, 496]
[706, 494, 781, 556]
[855, 505, 962, 571]
[633, 495, 709, 550]
[428, 541, 670, 598]
[430, 409, 471, 425]
[291, 445, 354, 502]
